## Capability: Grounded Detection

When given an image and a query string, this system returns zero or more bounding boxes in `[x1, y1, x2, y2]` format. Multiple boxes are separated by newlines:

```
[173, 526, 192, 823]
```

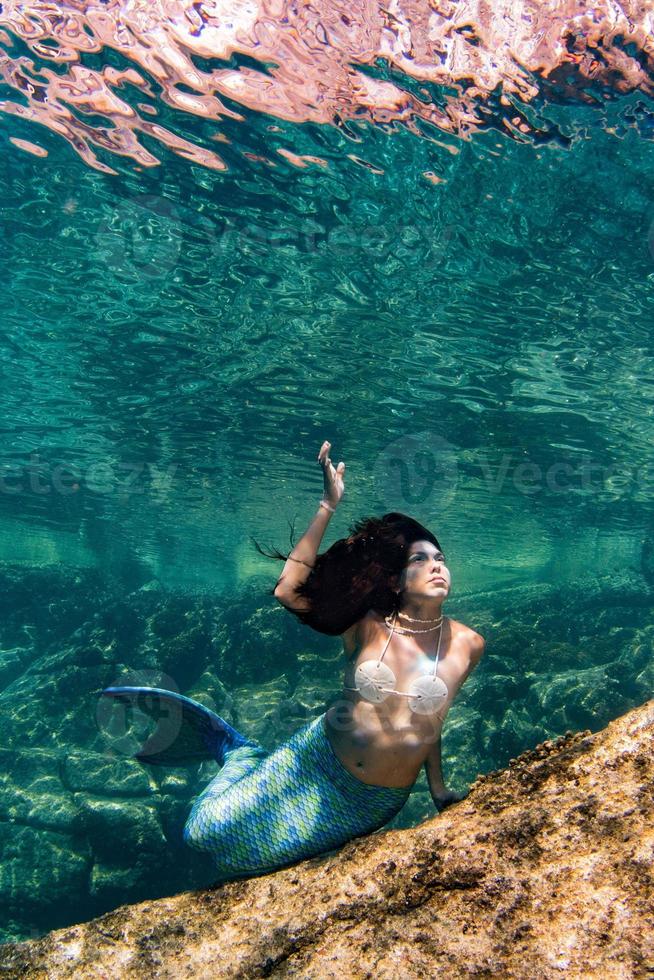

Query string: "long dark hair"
[253, 512, 442, 636]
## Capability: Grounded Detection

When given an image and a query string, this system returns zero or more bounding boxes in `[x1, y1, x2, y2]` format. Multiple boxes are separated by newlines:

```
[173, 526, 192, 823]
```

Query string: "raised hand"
[317, 440, 345, 509]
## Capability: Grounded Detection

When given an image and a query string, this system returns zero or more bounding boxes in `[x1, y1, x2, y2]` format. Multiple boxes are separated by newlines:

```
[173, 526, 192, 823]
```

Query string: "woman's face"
[397, 539, 451, 600]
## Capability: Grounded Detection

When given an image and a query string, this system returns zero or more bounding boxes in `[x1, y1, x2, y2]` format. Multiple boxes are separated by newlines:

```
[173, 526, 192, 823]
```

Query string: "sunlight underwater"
[0, 0, 653, 947]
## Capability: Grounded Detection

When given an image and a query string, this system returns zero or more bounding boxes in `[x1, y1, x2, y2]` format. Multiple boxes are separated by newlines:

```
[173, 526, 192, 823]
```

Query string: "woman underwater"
[102, 440, 484, 880]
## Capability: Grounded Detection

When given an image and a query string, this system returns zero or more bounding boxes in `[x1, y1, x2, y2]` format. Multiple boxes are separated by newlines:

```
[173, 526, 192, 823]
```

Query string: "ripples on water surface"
[0, 0, 653, 943]
[1, 0, 653, 588]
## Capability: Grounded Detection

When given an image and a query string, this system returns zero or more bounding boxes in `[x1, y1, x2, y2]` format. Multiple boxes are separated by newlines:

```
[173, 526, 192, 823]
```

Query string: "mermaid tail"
[102, 690, 413, 881]
[183, 713, 413, 879]
[101, 686, 259, 766]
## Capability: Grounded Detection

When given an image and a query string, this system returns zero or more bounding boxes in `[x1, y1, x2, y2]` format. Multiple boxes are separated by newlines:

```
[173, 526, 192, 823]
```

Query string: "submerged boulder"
[1, 700, 652, 979]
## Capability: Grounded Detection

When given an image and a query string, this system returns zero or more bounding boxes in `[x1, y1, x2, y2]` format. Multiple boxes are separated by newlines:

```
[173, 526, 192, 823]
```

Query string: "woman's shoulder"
[447, 618, 485, 661]
[340, 609, 383, 657]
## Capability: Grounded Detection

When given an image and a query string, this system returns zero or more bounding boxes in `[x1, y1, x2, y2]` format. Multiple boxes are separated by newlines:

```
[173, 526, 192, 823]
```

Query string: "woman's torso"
[324, 610, 469, 788]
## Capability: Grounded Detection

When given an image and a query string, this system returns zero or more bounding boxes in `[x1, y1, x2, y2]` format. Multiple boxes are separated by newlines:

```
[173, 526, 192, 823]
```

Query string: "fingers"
[317, 443, 345, 484]
[318, 441, 337, 469]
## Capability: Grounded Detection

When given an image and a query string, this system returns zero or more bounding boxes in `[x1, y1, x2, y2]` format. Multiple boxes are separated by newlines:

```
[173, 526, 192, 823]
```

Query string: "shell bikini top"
[344, 611, 449, 716]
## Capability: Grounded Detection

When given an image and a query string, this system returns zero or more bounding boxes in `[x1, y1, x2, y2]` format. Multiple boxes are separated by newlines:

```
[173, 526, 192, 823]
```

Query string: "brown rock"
[1, 701, 653, 979]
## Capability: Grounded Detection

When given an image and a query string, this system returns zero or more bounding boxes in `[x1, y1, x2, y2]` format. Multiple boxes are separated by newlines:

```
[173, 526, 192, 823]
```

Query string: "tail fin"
[101, 686, 258, 766]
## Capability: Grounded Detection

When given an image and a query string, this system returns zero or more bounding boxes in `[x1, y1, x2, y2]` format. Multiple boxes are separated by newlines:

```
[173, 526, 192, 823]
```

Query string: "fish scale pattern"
[184, 713, 413, 878]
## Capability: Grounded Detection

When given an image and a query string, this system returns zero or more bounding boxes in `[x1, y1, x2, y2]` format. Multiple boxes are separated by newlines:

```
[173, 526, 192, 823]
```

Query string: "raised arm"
[273, 440, 345, 610]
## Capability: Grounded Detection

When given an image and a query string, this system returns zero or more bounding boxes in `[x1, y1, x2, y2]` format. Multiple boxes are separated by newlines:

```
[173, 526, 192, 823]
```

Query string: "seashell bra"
[344, 611, 449, 716]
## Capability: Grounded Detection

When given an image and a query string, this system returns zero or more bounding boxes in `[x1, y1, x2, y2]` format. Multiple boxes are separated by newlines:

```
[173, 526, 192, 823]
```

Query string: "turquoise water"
[1, 5, 654, 944]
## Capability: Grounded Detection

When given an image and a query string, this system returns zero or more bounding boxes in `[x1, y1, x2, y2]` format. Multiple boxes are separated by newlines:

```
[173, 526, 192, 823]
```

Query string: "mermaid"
[102, 439, 484, 880]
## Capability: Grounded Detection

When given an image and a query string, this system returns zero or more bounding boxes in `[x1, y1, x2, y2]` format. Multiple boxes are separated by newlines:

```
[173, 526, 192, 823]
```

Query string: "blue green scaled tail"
[100, 686, 413, 880]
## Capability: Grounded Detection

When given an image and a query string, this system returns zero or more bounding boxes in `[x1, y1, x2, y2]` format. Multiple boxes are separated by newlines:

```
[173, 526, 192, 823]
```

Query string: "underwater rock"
[230, 675, 292, 748]
[529, 665, 631, 730]
[0, 566, 311, 941]
[0, 825, 90, 933]
[76, 798, 166, 858]
[0, 563, 652, 944]
[0, 645, 33, 691]
[1, 700, 652, 979]
[635, 659, 654, 701]
[63, 753, 153, 797]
